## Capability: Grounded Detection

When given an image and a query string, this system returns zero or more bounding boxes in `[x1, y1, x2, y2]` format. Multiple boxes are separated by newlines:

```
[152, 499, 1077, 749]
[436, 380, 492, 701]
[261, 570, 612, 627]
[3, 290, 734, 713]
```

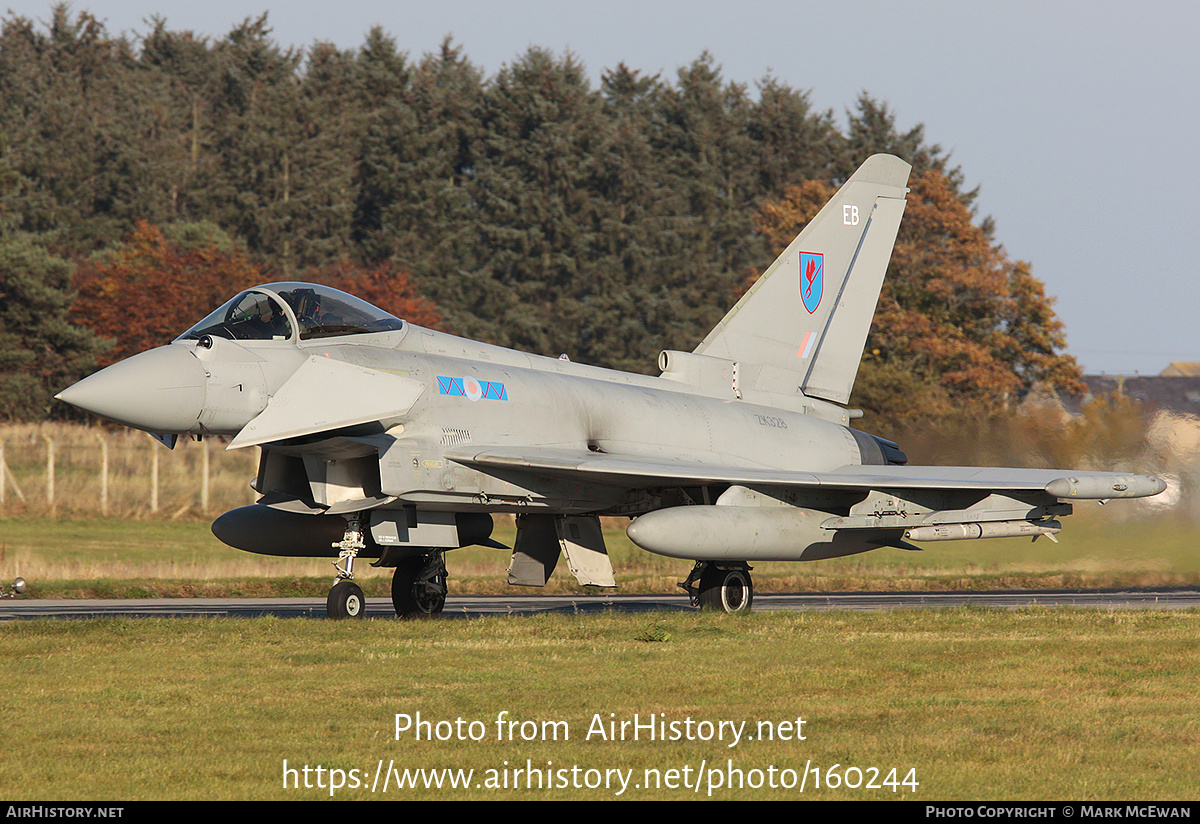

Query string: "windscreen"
[179, 291, 293, 341]
[178, 283, 405, 342]
[271, 283, 405, 340]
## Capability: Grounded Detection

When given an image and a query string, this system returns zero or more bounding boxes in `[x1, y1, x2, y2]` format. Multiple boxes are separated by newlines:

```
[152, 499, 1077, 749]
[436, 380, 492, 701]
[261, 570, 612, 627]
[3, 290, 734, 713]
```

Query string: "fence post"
[43, 434, 56, 515]
[0, 439, 24, 507]
[97, 433, 109, 517]
[201, 437, 210, 513]
[150, 436, 159, 513]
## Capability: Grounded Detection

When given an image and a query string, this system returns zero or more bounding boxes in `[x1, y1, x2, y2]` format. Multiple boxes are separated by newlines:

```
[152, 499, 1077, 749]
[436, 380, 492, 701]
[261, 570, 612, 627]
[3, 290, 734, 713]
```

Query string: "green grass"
[2, 609, 1198, 800]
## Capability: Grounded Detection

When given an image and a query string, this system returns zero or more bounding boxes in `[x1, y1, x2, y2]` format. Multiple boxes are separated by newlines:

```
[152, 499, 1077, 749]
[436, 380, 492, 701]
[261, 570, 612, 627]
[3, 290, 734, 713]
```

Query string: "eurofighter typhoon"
[56, 155, 1165, 617]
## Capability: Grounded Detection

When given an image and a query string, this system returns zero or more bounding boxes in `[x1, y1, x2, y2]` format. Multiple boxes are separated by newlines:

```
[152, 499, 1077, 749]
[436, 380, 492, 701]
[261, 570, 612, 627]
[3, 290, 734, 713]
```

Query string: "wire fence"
[0, 424, 259, 520]
[3, 414, 1197, 523]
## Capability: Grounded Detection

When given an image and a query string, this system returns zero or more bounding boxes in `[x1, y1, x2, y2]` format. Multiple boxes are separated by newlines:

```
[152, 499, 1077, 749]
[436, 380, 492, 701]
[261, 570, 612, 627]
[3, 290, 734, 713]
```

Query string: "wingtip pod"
[1045, 474, 1167, 500]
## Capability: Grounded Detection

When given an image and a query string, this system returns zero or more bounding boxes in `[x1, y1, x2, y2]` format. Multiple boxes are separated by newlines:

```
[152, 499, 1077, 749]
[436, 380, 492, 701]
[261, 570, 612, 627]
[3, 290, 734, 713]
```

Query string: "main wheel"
[327, 580, 366, 619]
[392, 556, 446, 619]
[697, 565, 753, 614]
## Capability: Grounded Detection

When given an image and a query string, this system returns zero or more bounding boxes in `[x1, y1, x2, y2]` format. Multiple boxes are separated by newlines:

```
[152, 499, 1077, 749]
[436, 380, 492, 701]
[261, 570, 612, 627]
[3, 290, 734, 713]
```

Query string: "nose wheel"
[327, 580, 366, 619]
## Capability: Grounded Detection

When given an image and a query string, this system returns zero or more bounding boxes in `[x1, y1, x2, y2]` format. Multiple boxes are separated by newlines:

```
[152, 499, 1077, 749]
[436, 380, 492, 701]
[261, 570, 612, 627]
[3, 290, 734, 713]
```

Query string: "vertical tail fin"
[694, 153, 911, 405]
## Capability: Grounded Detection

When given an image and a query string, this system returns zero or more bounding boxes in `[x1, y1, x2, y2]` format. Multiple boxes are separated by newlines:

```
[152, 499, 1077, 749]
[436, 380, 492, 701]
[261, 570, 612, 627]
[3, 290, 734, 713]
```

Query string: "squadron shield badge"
[799, 252, 823, 314]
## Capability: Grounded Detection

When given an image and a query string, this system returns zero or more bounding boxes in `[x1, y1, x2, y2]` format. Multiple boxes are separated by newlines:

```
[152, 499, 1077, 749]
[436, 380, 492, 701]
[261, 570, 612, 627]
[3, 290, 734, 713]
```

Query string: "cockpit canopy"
[178, 282, 405, 343]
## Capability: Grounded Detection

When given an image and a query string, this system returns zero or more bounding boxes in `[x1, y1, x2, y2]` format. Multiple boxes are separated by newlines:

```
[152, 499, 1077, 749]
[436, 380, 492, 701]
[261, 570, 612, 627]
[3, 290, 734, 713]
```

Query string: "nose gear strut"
[327, 516, 367, 619]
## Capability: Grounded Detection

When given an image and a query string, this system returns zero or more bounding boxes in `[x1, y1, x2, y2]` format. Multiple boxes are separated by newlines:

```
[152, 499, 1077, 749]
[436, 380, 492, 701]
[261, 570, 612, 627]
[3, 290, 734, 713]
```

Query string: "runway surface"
[2, 588, 1198, 619]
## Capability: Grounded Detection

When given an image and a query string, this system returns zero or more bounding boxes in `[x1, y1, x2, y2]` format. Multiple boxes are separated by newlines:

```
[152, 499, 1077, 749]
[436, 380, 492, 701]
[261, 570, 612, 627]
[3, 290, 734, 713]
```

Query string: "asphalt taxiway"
[1, 588, 1197, 619]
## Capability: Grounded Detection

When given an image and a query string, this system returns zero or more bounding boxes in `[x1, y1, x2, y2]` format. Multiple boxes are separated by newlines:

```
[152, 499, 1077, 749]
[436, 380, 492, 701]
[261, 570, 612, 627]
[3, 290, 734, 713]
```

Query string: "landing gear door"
[509, 514, 560, 587]
[557, 515, 616, 588]
[508, 514, 615, 588]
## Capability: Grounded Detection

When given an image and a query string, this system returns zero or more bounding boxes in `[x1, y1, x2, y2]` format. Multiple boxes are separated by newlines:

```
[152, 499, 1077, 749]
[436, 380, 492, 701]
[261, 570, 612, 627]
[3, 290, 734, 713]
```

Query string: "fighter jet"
[56, 154, 1165, 617]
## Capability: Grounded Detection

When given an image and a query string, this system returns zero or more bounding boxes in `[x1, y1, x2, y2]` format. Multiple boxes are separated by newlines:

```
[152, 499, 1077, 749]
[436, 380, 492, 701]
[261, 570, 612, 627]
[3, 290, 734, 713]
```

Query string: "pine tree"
[748, 76, 841, 194]
[350, 27, 414, 262]
[0, 232, 106, 419]
[0, 6, 140, 249]
[458, 48, 609, 355]
[581, 64, 675, 371]
[288, 40, 361, 266]
[136, 17, 222, 224]
[197, 15, 303, 268]
[648, 54, 765, 356]
[353, 35, 483, 285]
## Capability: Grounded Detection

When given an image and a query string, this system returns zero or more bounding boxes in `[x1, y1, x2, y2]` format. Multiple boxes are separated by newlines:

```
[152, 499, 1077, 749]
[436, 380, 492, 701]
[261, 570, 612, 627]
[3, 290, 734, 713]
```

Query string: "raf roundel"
[436, 375, 508, 401]
[464, 376, 483, 401]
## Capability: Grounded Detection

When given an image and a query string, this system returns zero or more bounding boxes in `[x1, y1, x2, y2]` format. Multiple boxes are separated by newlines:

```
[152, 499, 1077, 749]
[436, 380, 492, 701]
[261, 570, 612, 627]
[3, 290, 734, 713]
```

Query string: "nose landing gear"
[327, 517, 367, 620]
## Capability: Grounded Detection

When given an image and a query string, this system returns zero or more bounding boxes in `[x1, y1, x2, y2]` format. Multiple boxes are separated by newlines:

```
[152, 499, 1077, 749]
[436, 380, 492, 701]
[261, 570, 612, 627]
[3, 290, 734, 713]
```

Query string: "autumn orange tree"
[71, 223, 445, 366]
[754, 169, 1084, 426]
[71, 221, 267, 365]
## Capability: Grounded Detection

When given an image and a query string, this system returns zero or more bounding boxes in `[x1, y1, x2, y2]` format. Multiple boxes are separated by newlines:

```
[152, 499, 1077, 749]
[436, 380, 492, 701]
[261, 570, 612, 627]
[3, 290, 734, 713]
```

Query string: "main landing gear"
[680, 561, 754, 614]
[391, 552, 447, 619]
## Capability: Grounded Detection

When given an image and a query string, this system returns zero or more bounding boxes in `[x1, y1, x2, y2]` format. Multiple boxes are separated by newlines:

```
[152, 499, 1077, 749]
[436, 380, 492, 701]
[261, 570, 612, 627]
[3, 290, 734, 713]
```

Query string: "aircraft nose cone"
[56, 344, 207, 434]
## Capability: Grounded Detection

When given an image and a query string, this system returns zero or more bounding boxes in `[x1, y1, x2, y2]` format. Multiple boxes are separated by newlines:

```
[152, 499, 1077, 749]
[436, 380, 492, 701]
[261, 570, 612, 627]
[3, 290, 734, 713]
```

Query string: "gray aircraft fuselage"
[157, 320, 866, 517]
[55, 154, 1166, 616]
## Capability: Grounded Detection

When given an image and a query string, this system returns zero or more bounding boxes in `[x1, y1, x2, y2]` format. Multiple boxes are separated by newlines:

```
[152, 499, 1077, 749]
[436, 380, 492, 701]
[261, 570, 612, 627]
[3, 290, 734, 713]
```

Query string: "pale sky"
[6, 0, 1197, 376]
